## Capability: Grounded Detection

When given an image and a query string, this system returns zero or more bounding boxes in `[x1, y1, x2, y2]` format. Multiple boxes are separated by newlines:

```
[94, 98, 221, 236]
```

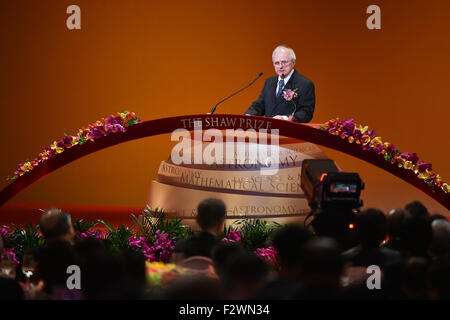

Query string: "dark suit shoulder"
[292, 70, 314, 86]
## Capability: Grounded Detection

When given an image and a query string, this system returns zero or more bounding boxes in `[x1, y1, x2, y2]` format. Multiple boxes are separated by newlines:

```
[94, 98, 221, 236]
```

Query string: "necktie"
[276, 79, 285, 98]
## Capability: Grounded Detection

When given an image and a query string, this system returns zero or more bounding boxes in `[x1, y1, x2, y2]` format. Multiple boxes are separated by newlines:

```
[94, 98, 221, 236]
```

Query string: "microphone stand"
[210, 72, 263, 114]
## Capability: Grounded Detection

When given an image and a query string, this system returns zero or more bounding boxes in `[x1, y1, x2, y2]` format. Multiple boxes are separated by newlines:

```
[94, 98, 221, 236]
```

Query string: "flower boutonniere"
[283, 88, 299, 121]
[283, 88, 299, 102]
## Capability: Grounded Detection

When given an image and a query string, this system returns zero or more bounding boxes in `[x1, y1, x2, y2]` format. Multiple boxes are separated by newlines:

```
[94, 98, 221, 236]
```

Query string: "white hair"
[272, 45, 296, 61]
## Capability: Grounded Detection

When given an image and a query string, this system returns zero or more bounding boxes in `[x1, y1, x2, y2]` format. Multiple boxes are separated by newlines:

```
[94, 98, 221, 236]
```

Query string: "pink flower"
[1, 247, 19, 265]
[79, 230, 103, 239]
[105, 123, 126, 133]
[221, 230, 242, 243]
[128, 231, 175, 263]
[254, 245, 279, 270]
[128, 237, 149, 250]
[417, 161, 432, 173]
[401, 152, 419, 164]
[283, 89, 298, 102]
[0, 226, 11, 242]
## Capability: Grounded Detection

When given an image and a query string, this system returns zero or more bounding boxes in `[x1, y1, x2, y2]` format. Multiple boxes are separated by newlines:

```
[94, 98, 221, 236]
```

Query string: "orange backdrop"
[0, 0, 449, 219]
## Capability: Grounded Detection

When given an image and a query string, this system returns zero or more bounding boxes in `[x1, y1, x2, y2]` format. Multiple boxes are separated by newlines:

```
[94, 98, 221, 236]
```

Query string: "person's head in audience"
[405, 200, 429, 220]
[272, 224, 312, 281]
[429, 219, 450, 259]
[298, 237, 344, 297]
[211, 241, 246, 280]
[39, 207, 75, 243]
[162, 275, 223, 300]
[386, 208, 408, 241]
[400, 215, 433, 259]
[222, 252, 270, 299]
[196, 198, 226, 235]
[355, 208, 387, 249]
[429, 214, 448, 224]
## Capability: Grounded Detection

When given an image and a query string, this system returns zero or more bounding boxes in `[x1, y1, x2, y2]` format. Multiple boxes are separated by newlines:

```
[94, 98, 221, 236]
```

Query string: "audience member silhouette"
[382, 208, 408, 252]
[162, 275, 223, 300]
[37, 239, 82, 299]
[342, 208, 402, 269]
[256, 224, 312, 299]
[76, 238, 132, 299]
[211, 241, 246, 280]
[405, 200, 429, 220]
[294, 237, 344, 299]
[429, 219, 450, 259]
[221, 252, 270, 299]
[39, 207, 75, 244]
[427, 253, 450, 299]
[174, 198, 226, 260]
[401, 257, 429, 299]
[399, 215, 433, 260]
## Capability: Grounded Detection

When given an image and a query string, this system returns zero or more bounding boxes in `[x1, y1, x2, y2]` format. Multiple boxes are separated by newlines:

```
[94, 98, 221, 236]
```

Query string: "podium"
[147, 130, 330, 229]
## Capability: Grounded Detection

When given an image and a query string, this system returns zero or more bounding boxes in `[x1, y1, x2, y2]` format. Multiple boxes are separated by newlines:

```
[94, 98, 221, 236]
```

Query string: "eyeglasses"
[273, 60, 291, 67]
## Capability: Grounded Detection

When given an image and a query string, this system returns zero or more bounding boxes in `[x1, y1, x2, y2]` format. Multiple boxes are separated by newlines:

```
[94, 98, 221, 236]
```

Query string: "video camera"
[301, 159, 364, 211]
[300, 159, 364, 249]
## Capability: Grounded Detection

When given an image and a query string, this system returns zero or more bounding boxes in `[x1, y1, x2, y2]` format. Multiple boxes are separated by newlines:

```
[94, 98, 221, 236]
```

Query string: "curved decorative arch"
[1, 114, 448, 209]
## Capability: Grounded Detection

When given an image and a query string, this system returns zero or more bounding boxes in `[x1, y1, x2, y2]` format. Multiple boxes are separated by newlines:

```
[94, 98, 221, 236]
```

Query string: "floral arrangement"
[254, 245, 279, 271]
[8, 111, 141, 180]
[78, 229, 103, 240]
[321, 118, 448, 194]
[0, 226, 19, 265]
[221, 229, 280, 270]
[128, 230, 175, 263]
[0, 209, 284, 283]
[283, 88, 299, 102]
[221, 230, 242, 243]
[145, 261, 188, 289]
[283, 88, 299, 121]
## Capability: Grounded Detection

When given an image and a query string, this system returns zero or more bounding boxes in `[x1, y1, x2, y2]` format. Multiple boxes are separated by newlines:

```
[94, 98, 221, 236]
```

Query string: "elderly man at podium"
[245, 45, 315, 123]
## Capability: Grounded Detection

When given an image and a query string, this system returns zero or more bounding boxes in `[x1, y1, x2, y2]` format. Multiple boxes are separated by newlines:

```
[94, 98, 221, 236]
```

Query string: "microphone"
[210, 72, 263, 114]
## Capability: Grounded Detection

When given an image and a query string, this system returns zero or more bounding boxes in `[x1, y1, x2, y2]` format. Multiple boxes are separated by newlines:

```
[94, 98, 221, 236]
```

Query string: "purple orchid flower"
[373, 143, 384, 155]
[221, 230, 242, 243]
[88, 126, 107, 140]
[401, 152, 419, 164]
[105, 124, 126, 133]
[105, 116, 123, 126]
[341, 119, 355, 136]
[45, 146, 57, 157]
[417, 161, 432, 173]
[386, 144, 395, 154]
[0, 226, 11, 241]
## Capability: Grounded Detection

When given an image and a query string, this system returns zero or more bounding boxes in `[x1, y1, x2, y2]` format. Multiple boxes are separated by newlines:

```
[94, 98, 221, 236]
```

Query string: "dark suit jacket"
[245, 70, 315, 123]
[174, 231, 220, 258]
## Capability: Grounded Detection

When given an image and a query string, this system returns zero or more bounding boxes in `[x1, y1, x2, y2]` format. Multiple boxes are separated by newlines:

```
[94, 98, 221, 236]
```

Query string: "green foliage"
[100, 220, 134, 253]
[72, 219, 100, 234]
[234, 219, 282, 251]
[8, 222, 44, 259]
[219, 223, 236, 240]
[131, 205, 192, 242]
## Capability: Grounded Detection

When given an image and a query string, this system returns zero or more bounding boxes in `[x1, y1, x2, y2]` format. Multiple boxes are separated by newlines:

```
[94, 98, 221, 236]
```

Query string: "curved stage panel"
[147, 132, 332, 228]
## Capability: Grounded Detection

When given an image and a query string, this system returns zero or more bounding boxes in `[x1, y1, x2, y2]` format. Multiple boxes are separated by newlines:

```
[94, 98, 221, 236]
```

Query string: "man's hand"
[273, 115, 289, 120]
